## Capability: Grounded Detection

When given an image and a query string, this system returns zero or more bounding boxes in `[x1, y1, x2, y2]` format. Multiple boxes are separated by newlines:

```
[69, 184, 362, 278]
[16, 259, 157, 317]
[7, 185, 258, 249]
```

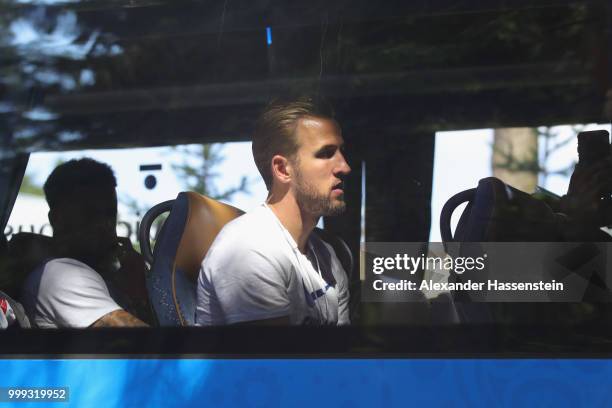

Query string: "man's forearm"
[91, 309, 149, 328]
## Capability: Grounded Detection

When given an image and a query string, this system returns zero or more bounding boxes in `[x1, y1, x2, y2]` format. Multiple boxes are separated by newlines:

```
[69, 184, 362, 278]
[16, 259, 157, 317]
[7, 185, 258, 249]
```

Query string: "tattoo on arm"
[91, 309, 149, 328]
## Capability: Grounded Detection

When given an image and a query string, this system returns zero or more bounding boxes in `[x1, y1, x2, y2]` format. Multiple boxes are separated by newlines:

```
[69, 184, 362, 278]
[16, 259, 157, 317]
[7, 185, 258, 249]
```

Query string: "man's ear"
[271, 155, 292, 184]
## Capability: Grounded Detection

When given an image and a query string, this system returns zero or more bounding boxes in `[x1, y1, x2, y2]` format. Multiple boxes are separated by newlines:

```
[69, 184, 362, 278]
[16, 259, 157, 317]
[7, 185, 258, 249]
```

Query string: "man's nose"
[336, 152, 351, 175]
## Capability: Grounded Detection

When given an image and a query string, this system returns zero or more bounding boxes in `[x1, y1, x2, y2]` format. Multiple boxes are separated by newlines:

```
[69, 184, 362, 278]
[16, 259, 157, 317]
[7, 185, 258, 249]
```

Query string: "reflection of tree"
[492, 126, 579, 192]
[172, 144, 250, 201]
[492, 127, 539, 193]
[537, 126, 579, 186]
[493, 131, 539, 172]
[0, 4, 122, 151]
[18, 173, 43, 196]
[335, 4, 590, 75]
[119, 143, 251, 249]
[1, 1, 605, 154]
[17, 158, 65, 197]
[120, 195, 161, 251]
[2, 7, 118, 91]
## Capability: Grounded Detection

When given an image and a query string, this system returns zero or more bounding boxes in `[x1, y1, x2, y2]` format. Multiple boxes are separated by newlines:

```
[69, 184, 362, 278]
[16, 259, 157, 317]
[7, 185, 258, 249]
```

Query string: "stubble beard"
[293, 169, 346, 217]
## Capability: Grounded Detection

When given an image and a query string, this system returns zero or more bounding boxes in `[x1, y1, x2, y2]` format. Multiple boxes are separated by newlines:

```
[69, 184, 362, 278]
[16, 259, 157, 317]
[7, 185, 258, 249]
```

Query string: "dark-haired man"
[196, 97, 351, 325]
[22, 158, 149, 328]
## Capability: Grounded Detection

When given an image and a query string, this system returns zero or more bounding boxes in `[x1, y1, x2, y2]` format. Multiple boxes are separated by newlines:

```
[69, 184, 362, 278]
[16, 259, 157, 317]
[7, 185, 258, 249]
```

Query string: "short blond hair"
[252, 96, 335, 189]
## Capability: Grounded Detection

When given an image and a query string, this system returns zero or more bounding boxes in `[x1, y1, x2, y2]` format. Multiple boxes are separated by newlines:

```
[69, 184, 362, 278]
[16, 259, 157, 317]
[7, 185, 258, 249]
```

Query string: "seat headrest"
[2, 233, 54, 299]
[441, 177, 563, 242]
[173, 192, 243, 283]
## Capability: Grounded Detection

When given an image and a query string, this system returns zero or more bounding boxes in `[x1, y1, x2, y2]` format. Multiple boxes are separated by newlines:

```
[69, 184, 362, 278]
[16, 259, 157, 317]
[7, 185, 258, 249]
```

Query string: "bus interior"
[1, 0, 612, 354]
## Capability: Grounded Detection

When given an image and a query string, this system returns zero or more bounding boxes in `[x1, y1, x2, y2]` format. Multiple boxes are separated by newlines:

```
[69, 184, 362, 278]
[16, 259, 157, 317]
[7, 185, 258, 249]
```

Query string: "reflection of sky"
[15, 0, 80, 4]
[10, 10, 99, 60]
[430, 129, 493, 242]
[22, 108, 58, 121]
[8, 6, 117, 92]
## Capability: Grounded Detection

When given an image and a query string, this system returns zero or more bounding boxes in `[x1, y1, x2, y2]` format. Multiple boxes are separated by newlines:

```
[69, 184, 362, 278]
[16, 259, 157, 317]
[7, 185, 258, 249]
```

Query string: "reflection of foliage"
[493, 126, 579, 185]
[1, 4, 123, 152]
[0, 1, 603, 153]
[1, 7, 118, 91]
[121, 196, 150, 221]
[18, 173, 43, 196]
[537, 126, 580, 186]
[120, 143, 251, 251]
[120, 195, 166, 252]
[172, 144, 250, 201]
[493, 134, 540, 174]
[18, 158, 65, 197]
[336, 4, 590, 74]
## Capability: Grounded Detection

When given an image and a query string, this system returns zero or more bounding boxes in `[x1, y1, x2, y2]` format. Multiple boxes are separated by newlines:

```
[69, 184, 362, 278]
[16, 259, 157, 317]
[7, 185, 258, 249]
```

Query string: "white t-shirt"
[22, 258, 122, 328]
[196, 205, 350, 325]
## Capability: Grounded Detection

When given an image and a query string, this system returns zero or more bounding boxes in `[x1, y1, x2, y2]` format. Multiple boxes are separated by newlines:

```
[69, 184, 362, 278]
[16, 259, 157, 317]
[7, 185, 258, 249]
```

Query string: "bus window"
[6, 143, 267, 246]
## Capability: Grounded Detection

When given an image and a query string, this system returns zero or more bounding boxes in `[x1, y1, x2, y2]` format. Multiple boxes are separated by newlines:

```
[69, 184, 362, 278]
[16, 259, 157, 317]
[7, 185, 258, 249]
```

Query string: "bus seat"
[438, 177, 562, 323]
[139, 192, 243, 326]
[439, 177, 612, 322]
[139, 192, 356, 326]
[2, 233, 54, 300]
[440, 177, 563, 243]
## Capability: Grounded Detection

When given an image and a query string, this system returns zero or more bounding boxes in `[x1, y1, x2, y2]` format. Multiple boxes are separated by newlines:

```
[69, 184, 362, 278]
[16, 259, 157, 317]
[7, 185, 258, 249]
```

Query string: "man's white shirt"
[196, 204, 350, 325]
[22, 258, 122, 328]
